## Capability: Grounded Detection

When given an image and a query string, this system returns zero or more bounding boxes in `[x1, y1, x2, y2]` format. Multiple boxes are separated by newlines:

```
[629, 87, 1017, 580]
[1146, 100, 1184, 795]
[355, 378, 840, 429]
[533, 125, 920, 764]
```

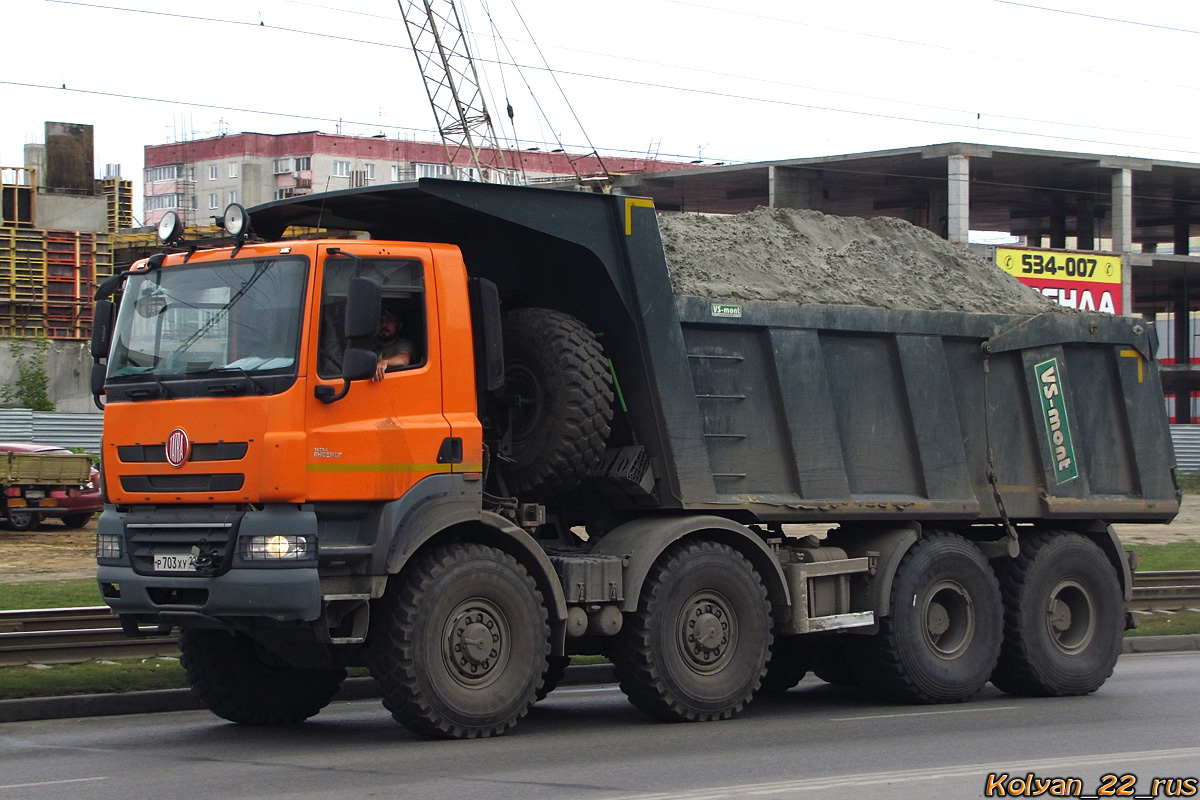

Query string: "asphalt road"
[2, 652, 1198, 800]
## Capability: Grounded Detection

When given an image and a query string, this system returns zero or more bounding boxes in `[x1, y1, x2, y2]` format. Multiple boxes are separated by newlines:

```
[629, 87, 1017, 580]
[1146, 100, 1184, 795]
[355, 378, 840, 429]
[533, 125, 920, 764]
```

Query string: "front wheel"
[6, 510, 41, 531]
[991, 532, 1124, 697]
[865, 532, 1003, 703]
[178, 629, 346, 724]
[61, 513, 93, 529]
[612, 540, 772, 721]
[369, 543, 550, 738]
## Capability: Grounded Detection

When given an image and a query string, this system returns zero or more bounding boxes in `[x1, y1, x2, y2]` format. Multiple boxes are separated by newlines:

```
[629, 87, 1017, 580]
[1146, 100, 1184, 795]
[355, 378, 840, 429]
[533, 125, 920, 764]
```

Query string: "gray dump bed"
[251, 180, 1180, 525]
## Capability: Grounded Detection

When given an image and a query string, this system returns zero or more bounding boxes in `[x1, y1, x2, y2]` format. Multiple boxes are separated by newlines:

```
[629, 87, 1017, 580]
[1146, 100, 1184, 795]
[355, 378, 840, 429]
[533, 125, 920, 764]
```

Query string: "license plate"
[154, 553, 197, 572]
[24, 490, 44, 500]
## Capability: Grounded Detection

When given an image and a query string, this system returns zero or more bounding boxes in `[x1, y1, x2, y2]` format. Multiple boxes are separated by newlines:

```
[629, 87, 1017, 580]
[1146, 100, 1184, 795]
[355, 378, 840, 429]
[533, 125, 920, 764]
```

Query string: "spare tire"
[501, 308, 613, 496]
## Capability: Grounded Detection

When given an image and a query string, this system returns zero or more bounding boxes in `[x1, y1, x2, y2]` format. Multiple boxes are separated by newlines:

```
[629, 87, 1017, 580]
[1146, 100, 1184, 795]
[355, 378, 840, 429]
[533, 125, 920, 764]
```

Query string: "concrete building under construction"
[0, 122, 130, 342]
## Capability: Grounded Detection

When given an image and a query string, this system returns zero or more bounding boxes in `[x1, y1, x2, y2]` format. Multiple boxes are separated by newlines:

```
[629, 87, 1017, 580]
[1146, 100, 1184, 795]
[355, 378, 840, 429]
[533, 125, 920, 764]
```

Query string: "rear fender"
[589, 515, 790, 612]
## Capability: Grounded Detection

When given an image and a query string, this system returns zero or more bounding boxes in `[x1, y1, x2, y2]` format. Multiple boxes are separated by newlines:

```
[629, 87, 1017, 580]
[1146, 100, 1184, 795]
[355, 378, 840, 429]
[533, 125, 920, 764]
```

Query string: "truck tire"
[759, 636, 809, 694]
[369, 543, 550, 738]
[178, 629, 346, 725]
[501, 308, 613, 497]
[61, 513, 93, 529]
[991, 532, 1124, 697]
[6, 510, 41, 532]
[536, 655, 571, 701]
[809, 635, 864, 687]
[867, 532, 1003, 703]
[612, 540, 772, 721]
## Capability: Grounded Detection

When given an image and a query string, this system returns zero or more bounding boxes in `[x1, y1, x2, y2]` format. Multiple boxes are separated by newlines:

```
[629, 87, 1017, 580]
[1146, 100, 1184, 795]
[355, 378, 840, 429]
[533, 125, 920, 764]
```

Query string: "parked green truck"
[1, 445, 93, 531]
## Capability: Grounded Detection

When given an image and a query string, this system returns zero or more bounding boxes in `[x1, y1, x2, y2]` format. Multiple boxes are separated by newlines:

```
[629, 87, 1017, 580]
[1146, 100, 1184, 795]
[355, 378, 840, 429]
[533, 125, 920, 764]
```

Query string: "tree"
[2, 336, 54, 411]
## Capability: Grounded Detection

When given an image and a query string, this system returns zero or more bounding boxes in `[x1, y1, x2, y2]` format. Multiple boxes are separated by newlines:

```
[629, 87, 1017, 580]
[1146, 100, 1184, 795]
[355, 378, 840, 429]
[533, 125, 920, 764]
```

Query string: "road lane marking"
[582, 747, 1200, 800]
[0, 777, 109, 790]
[830, 705, 1020, 721]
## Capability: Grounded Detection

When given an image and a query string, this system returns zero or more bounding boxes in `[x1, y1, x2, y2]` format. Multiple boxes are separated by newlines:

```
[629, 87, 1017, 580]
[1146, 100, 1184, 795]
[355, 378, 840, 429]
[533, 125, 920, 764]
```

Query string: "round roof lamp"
[222, 203, 250, 238]
[157, 211, 184, 244]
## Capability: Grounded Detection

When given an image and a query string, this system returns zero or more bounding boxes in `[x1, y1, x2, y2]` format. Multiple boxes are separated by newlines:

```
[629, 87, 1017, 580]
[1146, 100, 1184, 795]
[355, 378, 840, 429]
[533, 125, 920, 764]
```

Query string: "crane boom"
[398, 0, 510, 182]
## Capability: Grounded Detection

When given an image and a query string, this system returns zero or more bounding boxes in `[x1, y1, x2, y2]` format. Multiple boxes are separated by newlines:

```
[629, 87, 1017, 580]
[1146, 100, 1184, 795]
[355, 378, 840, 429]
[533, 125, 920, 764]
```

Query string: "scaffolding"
[0, 227, 114, 340]
[102, 177, 133, 232]
[1, 167, 36, 229]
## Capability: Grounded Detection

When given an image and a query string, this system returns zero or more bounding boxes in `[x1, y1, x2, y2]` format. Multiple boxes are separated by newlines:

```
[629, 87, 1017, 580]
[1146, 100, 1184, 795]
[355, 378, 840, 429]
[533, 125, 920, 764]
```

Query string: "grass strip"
[0, 579, 102, 611]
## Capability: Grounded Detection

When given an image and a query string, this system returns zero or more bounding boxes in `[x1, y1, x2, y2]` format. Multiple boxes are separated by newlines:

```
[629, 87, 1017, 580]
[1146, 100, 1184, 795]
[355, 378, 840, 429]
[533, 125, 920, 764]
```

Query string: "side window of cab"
[318, 256, 426, 380]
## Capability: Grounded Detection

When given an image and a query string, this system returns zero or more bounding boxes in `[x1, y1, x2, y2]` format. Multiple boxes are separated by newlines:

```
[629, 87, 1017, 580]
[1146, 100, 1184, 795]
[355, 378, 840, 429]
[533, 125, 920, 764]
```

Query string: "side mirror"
[91, 300, 115, 360]
[345, 276, 382, 340]
[90, 362, 107, 396]
[315, 347, 378, 404]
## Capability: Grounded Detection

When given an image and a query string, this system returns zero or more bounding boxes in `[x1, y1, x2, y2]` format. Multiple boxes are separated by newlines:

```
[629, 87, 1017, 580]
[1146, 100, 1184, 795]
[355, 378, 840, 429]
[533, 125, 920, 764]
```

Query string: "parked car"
[0, 442, 101, 530]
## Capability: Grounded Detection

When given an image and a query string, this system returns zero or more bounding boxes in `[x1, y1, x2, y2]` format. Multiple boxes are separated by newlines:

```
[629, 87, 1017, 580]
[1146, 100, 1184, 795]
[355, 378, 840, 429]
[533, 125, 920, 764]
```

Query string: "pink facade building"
[143, 131, 697, 226]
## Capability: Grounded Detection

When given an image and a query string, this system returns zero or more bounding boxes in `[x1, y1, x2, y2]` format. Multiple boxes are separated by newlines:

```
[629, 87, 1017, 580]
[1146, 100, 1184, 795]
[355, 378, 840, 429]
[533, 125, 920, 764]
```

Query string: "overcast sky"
[2, 0, 1197, 225]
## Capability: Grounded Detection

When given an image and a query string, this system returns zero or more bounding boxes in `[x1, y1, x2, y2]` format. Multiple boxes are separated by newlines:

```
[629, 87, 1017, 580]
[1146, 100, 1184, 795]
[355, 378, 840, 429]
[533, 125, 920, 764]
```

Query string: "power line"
[38, 0, 1200, 160]
[660, 0, 1200, 93]
[24, 1, 1200, 163]
[0, 79, 724, 165]
[993, 1, 1200, 36]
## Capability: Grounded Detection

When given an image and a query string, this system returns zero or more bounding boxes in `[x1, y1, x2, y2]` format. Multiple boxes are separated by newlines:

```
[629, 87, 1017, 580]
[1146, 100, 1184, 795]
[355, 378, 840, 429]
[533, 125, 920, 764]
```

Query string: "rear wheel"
[759, 636, 809, 694]
[865, 532, 1002, 703]
[6, 510, 41, 532]
[809, 635, 865, 687]
[991, 532, 1124, 697]
[61, 513, 93, 529]
[536, 656, 572, 701]
[612, 540, 772, 721]
[369, 543, 550, 738]
[179, 629, 346, 725]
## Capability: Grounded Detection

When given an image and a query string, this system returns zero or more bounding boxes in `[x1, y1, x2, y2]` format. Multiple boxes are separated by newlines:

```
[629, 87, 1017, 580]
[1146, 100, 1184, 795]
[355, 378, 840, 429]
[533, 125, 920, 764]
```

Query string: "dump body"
[251, 180, 1179, 526]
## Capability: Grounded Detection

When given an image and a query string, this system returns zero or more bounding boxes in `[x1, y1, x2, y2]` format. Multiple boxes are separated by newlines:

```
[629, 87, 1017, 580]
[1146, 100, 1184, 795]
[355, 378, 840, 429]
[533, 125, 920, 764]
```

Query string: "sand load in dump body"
[251, 179, 1179, 527]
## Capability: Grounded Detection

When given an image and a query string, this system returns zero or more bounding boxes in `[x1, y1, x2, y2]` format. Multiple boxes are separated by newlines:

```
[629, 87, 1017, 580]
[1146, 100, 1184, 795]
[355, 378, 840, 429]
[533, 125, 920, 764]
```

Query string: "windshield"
[107, 256, 308, 382]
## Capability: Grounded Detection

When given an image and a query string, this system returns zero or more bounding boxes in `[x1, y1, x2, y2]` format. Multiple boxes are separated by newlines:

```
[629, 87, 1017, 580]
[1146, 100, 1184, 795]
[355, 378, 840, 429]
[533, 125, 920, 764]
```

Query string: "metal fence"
[0, 409, 103, 452]
[1172, 425, 1200, 474]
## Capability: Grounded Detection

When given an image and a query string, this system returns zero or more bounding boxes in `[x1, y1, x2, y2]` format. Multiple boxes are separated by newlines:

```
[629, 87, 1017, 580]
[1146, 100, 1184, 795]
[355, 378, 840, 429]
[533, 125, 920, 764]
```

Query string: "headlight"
[242, 534, 313, 560]
[96, 533, 122, 560]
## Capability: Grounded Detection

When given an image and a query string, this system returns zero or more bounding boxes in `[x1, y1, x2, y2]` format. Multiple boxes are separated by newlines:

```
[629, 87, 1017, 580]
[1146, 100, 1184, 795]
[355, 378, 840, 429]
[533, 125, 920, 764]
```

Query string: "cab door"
[304, 244, 451, 502]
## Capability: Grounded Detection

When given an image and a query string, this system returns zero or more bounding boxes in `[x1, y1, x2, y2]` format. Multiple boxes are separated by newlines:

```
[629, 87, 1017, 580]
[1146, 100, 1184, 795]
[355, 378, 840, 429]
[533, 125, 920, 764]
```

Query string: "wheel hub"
[678, 593, 736, 673]
[446, 601, 507, 686]
[1045, 578, 1095, 655]
[921, 580, 974, 660]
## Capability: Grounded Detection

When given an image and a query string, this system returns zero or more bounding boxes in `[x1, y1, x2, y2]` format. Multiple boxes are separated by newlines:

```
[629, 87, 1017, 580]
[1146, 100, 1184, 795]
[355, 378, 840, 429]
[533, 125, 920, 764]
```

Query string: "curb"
[1121, 633, 1200, 653]
[0, 663, 617, 724]
[3, 638, 1197, 725]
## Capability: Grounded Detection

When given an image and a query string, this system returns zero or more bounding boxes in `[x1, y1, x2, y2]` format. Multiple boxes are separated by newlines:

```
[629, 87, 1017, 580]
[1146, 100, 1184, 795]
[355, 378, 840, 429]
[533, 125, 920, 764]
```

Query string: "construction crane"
[397, 0, 511, 182]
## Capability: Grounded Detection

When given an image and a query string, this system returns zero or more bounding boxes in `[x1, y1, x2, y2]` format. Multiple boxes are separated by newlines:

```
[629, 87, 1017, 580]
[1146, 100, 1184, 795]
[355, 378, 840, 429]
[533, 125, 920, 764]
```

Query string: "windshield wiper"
[197, 366, 267, 396]
[125, 371, 173, 400]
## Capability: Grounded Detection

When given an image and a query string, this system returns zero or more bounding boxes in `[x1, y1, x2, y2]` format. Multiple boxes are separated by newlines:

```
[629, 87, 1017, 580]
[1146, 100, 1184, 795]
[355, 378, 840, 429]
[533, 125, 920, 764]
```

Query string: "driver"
[374, 307, 415, 381]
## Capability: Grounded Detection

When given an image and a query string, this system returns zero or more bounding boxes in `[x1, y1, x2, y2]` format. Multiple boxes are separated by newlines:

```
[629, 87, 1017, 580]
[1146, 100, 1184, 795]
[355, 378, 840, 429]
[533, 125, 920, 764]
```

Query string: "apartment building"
[143, 131, 694, 227]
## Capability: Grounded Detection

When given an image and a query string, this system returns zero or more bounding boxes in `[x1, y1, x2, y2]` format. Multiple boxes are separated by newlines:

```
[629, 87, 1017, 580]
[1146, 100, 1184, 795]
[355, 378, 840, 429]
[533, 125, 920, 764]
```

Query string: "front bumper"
[95, 503, 323, 623]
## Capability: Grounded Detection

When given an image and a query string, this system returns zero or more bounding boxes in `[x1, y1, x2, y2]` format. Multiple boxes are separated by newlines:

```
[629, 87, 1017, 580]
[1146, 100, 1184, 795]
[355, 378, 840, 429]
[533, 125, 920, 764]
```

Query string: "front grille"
[118, 442, 249, 463]
[127, 520, 238, 577]
[121, 474, 245, 493]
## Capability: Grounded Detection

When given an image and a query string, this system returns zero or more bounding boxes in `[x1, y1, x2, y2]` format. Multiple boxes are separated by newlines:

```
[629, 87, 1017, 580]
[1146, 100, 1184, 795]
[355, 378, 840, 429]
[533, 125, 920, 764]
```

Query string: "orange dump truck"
[90, 180, 1178, 738]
